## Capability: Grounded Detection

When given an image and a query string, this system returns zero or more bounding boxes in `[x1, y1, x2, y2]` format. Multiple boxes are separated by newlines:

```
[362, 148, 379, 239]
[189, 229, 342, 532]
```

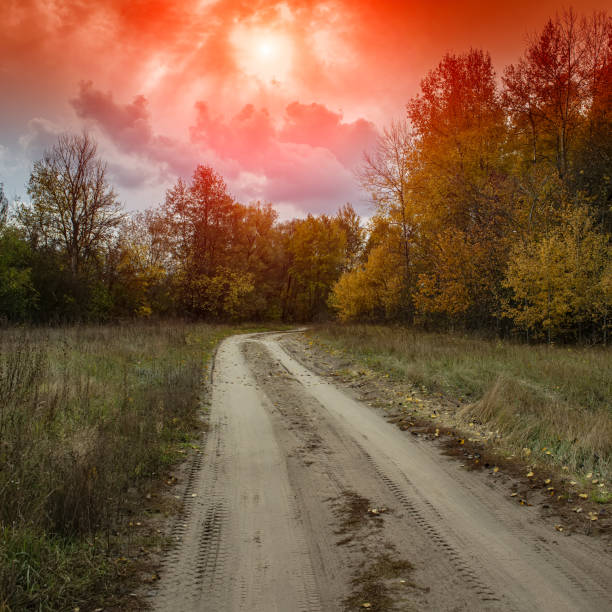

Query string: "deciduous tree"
[23, 132, 123, 276]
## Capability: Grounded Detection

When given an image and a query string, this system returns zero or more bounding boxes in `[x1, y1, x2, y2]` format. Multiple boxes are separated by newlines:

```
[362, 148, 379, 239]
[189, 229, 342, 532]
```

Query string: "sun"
[231, 26, 294, 83]
[258, 40, 274, 57]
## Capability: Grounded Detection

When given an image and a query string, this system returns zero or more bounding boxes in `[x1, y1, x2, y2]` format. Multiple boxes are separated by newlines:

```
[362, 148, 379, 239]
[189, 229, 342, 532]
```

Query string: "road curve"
[151, 331, 612, 611]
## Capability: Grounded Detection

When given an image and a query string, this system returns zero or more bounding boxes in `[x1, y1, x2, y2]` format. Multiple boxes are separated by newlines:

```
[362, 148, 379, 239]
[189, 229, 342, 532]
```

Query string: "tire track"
[265, 332, 612, 612]
[356, 444, 506, 607]
[152, 333, 323, 612]
[245, 338, 487, 611]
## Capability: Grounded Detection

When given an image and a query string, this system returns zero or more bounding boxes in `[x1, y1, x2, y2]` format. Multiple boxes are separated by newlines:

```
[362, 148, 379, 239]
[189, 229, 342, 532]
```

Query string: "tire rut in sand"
[356, 445, 504, 606]
[243, 339, 486, 611]
[267, 332, 612, 612]
[151, 415, 231, 611]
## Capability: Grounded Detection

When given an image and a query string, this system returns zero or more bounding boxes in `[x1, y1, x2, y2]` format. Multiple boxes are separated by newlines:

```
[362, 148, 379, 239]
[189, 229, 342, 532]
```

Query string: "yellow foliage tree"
[503, 206, 611, 341]
[283, 214, 347, 321]
[329, 245, 404, 322]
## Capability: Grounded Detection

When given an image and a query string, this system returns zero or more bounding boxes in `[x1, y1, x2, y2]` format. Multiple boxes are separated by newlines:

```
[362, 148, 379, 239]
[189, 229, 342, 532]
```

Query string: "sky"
[1, 1, 609, 219]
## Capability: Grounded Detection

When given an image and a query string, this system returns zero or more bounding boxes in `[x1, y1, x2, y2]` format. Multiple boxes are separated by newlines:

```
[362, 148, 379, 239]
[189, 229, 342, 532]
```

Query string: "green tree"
[0, 226, 37, 321]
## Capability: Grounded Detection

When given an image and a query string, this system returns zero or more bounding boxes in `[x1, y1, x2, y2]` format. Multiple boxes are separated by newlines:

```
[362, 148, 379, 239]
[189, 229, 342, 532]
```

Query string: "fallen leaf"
[588, 512, 598, 521]
[493, 466, 499, 473]
[527, 471, 534, 478]
[554, 524, 564, 532]
[362, 604, 372, 609]
[586, 472, 593, 479]
[575, 507, 583, 513]
[569, 481, 577, 486]
[578, 493, 588, 499]
[459, 439, 465, 445]
[592, 479, 599, 484]
[544, 478, 551, 484]
[510, 492, 518, 497]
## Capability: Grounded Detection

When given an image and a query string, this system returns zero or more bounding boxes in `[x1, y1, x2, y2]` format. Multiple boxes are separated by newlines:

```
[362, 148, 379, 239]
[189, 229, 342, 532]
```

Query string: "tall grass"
[0, 321, 231, 611]
[311, 324, 612, 480]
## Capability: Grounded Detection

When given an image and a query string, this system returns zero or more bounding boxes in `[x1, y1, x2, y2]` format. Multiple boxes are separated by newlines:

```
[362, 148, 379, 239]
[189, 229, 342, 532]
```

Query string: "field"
[310, 324, 612, 486]
[0, 321, 238, 611]
[2, 322, 610, 610]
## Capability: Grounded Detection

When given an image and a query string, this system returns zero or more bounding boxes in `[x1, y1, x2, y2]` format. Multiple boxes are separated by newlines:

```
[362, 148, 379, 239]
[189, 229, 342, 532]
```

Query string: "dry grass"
[0, 321, 236, 611]
[311, 324, 612, 481]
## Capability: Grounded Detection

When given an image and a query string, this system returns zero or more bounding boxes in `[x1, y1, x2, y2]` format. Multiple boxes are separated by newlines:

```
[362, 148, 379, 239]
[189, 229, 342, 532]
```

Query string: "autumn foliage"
[0, 9, 609, 342]
[332, 9, 611, 343]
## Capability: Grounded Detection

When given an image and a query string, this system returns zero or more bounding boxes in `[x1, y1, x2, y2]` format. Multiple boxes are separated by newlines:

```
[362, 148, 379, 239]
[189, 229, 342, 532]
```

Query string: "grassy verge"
[0, 321, 258, 611]
[309, 324, 612, 485]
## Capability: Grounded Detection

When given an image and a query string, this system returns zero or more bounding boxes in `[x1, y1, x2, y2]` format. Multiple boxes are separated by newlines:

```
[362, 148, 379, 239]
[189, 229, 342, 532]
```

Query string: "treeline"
[332, 9, 611, 343]
[0, 134, 361, 323]
[1, 8, 610, 342]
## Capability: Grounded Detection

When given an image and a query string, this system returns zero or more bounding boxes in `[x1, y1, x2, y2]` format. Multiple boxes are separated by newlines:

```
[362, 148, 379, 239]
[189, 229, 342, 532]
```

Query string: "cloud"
[70, 81, 375, 211]
[18, 117, 66, 164]
[280, 102, 378, 166]
[70, 81, 198, 185]
[71, 82, 153, 152]
[190, 99, 376, 210]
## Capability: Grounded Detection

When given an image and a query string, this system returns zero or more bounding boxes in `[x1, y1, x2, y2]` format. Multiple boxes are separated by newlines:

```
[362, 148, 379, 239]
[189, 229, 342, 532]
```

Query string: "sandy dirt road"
[152, 331, 612, 611]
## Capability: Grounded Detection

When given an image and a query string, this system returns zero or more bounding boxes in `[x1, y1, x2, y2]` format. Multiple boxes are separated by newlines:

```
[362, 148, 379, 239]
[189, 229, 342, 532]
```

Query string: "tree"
[502, 10, 609, 178]
[23, 132, 123, 276]
[0, 182, 8, 227]
[160, 165, 257, 318]
[107, 213, 168, 317]
[282, 214, 347, 321]
[359, 120, 417, 319]
[503, 205, 610, 342]
[407, 49, 514, 327]
[335, 203, 364, 271]
[0, 226, 37, 321]
[329, 244, 404, 322]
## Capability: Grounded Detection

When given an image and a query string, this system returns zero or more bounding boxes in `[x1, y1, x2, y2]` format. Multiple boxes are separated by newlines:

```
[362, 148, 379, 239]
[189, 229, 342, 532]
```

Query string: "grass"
[310, 324, 612, 482]
[0, 321, 247, 611]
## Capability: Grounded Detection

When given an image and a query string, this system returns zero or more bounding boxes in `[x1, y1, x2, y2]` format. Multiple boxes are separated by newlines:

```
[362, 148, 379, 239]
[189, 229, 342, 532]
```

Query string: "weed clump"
[0, 322, 228, 610]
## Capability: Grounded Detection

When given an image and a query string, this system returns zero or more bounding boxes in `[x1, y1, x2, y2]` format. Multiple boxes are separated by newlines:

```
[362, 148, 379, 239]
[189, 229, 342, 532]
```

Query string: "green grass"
[310, 324, 612, 481]
[0, 321, 249, 611]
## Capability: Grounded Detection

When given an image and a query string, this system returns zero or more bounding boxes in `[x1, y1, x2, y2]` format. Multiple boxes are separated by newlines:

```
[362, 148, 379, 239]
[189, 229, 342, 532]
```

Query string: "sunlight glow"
[231, 25, 294, 83]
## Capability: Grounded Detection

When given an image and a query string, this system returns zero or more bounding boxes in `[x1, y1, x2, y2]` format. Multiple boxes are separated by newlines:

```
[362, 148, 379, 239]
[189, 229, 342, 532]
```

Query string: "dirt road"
[152, 331, 612, 611]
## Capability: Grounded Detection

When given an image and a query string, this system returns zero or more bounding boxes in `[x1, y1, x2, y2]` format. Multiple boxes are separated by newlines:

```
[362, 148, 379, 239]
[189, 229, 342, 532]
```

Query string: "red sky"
[1, 1, 609, 217]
